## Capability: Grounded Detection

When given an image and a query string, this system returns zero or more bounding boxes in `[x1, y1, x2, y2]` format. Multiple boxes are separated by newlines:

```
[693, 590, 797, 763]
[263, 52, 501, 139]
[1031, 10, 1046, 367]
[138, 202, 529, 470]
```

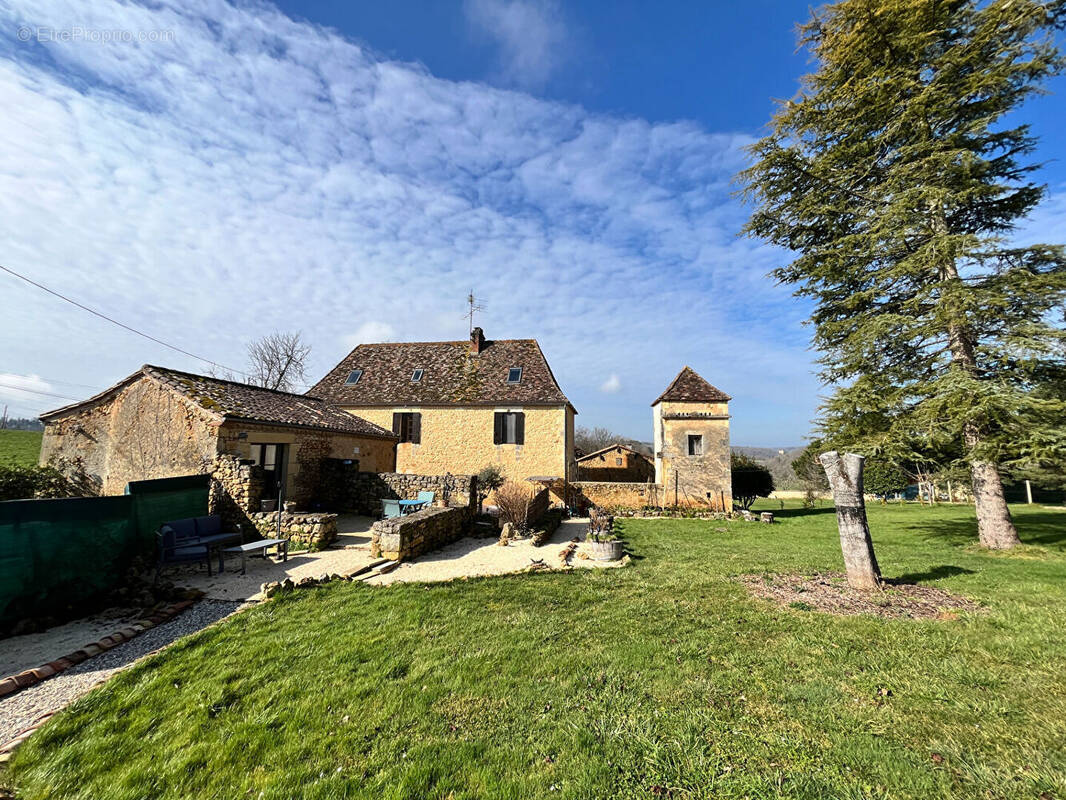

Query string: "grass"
[7, 501, 1066, 799]
[0, 430, 41, 468]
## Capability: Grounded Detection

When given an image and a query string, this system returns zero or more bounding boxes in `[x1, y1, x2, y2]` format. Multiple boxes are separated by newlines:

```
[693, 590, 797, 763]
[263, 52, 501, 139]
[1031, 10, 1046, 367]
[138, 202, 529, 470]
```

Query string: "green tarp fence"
[0, 474, 209, 627]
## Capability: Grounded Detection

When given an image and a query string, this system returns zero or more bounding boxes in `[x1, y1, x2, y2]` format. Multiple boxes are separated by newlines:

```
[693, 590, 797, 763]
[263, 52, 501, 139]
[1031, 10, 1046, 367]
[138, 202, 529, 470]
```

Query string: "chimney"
[470, 327, 486, 354]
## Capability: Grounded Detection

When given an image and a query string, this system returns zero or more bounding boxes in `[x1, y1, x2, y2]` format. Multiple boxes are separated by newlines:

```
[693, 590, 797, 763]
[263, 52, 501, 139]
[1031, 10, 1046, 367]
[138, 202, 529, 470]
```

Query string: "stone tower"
[651, 366, 732, 510]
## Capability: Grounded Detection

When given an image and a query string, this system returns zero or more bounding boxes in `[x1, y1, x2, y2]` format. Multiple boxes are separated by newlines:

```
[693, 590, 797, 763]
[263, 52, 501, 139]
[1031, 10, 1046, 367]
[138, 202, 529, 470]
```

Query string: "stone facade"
[215, 423, 396, 507]
[249, 511, 338, 549]
[345, 405, 576, 487]
[653, 399, 732, 510]
[576, 446, 655, 482]
[40, 377, 218, 495]
[370, 506, 473, 560]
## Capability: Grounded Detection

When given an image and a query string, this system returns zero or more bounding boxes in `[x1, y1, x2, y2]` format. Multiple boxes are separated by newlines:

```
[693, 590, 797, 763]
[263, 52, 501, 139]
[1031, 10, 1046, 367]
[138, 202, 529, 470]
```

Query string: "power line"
[0, 263, 247, 377]
[0, 381, 83, 402]
[0, 372, 105, 393]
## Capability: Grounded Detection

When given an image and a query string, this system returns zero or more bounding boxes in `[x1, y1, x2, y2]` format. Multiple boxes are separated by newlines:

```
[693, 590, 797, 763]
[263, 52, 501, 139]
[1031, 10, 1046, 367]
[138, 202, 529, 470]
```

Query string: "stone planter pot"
[260, 499, 277, 512]
[586, 539, 623, 561]
[283, 501, 298, 512]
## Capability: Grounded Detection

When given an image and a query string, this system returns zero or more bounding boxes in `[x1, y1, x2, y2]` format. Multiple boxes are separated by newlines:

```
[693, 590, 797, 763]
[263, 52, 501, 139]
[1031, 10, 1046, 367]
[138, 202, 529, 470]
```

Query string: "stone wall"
[249, 511, 338, 549]
[319, 465, 477, 515]
[208, 453, 263, 532]
[571, 481, 663, 511]
[526, 486, 550, 525]
[370, 505, 473, 560]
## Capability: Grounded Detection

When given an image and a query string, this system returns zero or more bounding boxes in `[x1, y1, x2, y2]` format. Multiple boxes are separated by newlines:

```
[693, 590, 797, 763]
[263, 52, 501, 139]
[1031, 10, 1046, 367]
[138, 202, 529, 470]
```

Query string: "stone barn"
[39, 365, 397, 502]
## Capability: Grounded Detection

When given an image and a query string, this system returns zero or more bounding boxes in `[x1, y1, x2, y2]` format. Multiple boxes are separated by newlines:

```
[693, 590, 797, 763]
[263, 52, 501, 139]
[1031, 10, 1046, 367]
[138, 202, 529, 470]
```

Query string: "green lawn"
[7, 502, 1066, 799]
[0, 430, 42, 468]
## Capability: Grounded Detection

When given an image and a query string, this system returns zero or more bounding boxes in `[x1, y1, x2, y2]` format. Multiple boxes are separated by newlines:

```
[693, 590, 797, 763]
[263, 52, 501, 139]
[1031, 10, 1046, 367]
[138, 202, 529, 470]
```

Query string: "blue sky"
[1, 0, 1063, 447]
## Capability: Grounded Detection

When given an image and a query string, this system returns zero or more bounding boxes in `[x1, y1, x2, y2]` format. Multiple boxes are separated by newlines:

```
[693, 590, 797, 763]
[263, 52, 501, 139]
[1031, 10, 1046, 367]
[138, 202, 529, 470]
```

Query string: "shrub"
[0, 464, 73, 501]
[476, 464, 505, 510]
[495, 481, 532, 531]
[731, 452, 775, 510]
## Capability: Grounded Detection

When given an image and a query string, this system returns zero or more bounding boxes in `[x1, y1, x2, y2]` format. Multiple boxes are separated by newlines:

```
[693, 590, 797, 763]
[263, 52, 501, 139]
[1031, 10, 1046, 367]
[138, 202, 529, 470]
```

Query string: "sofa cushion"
[166, 518, 197, 540]
[194, 515, 222, 536]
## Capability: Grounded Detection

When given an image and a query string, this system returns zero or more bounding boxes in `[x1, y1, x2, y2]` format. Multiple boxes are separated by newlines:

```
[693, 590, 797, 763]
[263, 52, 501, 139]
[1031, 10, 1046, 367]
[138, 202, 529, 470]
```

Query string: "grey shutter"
[515, 412, 525, 445]
[411, 413, 422, 444]
[392, 413, 402, 437]
[493, 412, 504, 445]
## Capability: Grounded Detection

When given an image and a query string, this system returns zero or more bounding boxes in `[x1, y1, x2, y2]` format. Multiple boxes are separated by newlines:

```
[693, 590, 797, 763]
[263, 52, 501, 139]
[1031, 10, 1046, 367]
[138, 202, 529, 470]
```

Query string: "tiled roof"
[651, 366, 731, 405]
[309, 337, 574, 409]
[576, 444, 651, 464]
[41, 366, 397, 439]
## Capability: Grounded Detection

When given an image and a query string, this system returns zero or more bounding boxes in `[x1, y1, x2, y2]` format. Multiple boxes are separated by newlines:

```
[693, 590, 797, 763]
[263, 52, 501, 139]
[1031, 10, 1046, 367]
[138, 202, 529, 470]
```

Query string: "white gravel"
[0, 610, 142, 679]
[0, 599, 243, 748]
[368, 518, 627, 586]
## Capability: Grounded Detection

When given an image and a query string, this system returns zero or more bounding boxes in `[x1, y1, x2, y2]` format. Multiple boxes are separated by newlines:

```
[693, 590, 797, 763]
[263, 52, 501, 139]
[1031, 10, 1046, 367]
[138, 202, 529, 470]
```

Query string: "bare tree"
[819, 451, 882, 591]
[246, 331, 311, 392]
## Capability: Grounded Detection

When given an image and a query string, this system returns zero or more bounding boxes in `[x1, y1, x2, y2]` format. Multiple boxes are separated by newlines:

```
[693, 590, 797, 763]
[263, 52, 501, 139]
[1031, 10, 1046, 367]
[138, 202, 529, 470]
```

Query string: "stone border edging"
[0, 600, 197, 702]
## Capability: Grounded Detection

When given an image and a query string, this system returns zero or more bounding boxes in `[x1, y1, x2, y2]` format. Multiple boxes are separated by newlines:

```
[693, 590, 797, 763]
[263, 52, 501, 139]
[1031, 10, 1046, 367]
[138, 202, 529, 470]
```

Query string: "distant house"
[576, 444, 654, 483]
[309, 327, 577, 485]
[39, 365, 397, 499]
[652, 366, 731, 508]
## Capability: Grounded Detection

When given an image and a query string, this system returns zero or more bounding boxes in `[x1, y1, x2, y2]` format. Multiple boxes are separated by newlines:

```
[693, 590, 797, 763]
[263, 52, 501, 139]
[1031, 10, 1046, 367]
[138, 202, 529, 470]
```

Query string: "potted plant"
[586, 509, 623, 561]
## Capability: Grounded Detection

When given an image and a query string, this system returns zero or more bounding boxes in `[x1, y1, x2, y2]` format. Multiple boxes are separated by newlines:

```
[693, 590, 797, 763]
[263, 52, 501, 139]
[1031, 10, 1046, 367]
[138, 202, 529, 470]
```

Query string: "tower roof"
[651, 366, 730, 406]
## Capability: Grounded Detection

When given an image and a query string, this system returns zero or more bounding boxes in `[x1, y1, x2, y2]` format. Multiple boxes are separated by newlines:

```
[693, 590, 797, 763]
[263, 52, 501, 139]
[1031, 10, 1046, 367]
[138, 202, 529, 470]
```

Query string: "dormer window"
[344, 369, 362, 385]
[411, 369, 424, 383]
[507, 367, 522, 384]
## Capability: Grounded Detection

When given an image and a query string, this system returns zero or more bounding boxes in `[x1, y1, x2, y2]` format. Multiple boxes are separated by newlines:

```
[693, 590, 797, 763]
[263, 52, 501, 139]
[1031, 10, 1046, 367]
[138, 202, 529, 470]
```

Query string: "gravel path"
[0, 599, 243, 748]
[0, 610, 140, 678]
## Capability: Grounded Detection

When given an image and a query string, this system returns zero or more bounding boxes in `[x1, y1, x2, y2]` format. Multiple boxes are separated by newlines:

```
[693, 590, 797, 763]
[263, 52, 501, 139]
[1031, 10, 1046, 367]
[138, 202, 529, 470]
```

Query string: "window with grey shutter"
[493, 411, 525, 444]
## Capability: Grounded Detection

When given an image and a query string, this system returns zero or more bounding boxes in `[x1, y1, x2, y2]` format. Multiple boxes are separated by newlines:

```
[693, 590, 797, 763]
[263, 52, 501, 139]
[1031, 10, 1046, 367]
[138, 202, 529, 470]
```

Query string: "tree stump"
[819, 451, 882, 591]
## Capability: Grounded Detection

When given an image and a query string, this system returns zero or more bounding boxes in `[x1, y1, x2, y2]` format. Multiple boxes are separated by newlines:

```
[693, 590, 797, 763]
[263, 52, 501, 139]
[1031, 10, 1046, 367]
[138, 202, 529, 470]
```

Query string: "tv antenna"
[464, 291, 485, 334]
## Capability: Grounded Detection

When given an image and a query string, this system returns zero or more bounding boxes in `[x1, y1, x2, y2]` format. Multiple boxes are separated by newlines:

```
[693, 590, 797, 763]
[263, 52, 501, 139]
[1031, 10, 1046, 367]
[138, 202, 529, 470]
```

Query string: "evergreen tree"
[742, 0, 1066, 548]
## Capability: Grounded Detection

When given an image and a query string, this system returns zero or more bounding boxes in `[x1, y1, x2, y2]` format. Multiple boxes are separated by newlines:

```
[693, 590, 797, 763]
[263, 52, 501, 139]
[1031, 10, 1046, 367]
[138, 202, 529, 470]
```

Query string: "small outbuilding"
[576, 444, 654, 482]
[39, 365, 397, 501]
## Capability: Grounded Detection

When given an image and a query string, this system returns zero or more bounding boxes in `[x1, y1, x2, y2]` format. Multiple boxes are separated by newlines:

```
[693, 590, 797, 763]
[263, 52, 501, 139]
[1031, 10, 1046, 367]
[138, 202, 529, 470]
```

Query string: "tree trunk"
[966, 424, 1020, 549]
[819, 451, 882, 591]
[932, 205, 1020, 549]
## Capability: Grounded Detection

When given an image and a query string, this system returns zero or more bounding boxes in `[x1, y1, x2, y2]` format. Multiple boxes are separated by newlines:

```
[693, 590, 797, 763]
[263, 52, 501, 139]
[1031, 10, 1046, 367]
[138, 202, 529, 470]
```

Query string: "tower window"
[688, 435, 703, 456]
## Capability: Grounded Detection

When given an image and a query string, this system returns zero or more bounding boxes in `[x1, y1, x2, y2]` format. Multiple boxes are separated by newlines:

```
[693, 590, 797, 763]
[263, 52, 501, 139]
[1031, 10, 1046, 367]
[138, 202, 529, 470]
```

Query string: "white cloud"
[0, 373, 60, 417]
[464, 0, 570, 89]
[0, 0, 824, 445]
[599, 374, 621, 394]
[342, 321, 398, 350]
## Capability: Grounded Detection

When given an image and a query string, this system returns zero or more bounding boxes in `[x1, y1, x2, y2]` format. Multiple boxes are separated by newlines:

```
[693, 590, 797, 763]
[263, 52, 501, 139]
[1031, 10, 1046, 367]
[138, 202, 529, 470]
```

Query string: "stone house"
[652, 366, 732, 509]
[309, 327, 577, 485]
[39, 365, 397, 501]
[576, 444, 654, 482]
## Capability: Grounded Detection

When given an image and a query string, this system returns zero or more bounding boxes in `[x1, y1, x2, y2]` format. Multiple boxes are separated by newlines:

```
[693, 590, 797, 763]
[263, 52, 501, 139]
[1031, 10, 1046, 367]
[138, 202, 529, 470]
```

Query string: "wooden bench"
[223, 538, 289, 575]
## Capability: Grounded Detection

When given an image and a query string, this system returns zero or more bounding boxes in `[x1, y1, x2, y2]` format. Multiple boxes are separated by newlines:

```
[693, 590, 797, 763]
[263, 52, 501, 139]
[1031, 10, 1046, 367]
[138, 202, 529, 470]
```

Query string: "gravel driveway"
[0, 599, 243, 749]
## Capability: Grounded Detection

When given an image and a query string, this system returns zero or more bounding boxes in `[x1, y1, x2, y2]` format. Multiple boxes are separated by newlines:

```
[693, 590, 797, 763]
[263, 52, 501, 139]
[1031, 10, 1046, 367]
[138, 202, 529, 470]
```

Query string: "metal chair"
[382, 498, 402, 519]
[416, 491, 435, 507]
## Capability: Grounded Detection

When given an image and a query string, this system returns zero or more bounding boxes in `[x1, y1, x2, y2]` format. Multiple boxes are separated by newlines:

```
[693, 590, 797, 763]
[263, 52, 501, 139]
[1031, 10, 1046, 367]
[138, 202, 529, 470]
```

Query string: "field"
[0, 431, 41, 468]
[6, 501, 1066, 799]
